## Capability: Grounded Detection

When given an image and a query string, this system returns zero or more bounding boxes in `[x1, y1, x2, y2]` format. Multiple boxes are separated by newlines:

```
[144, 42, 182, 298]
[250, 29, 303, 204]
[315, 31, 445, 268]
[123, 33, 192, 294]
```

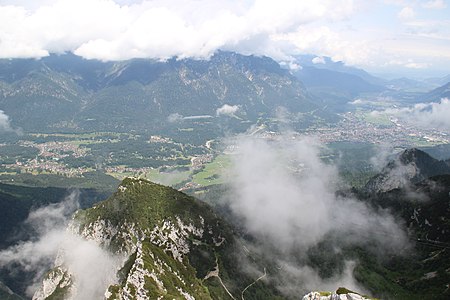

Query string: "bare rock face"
[365, 148, 450, 193]
[32, 268, 72, 300]
[302, 289, 372, 300]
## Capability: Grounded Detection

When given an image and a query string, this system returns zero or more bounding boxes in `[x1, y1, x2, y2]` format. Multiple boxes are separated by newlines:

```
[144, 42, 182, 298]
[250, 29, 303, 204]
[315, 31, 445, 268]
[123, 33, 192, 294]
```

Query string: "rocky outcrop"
[32, 268, 72, 300]
[302, 290, 372, 300]
[365, 148, 450, 193]
[33, 178, 230, 300]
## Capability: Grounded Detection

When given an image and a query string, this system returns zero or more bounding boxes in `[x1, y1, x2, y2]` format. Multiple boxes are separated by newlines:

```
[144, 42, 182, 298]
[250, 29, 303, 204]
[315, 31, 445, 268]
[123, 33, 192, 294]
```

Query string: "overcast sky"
[0, 0, 449, 77]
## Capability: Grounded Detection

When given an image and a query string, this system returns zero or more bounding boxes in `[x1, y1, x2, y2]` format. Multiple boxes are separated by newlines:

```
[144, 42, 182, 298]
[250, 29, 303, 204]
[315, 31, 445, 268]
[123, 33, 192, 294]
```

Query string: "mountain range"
[0, 52, 335, 138]
[1, 51, 449, 142]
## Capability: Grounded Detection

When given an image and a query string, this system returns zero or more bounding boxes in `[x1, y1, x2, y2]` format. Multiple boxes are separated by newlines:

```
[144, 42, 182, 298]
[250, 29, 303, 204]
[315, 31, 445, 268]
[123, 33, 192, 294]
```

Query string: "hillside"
[355, 174, 450, 299]
[292, 66, 384, 112]
[34, 178, 281, 299]
[364, 148, 450, 193]
[0, 281, 23, 300]
[0, 182, 114, 297]
[6, 146, 449, 300]
[418, 81, 450, 103]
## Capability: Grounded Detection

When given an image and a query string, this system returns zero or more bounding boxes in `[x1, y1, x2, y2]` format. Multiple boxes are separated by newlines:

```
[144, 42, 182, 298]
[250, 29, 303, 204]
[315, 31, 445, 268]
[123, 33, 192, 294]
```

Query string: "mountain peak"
[365, 148, 450, 193]
[76, 177, 222, 241]
[34, 178, 280, 300]
[398, 148, 431, 164]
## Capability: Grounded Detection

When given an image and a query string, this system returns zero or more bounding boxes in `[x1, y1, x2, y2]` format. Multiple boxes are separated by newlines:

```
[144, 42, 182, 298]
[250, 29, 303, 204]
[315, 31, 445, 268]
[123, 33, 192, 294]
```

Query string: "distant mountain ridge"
[292, 55, 386, 86]
[417, 81, 450, 103]
[290, 55, 386, 111]
[0, 51, 334, 137]
[293, 66, 384, 111]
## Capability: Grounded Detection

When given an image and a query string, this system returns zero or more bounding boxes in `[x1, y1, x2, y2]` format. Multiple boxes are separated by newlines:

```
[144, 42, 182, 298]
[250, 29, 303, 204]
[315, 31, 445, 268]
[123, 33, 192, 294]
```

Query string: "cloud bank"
[225, 134, 409, 294]
[371, 98, 450, 131]
[1, 0, 450, 75]
[227, 135, 408, 250]
[422, 0, 447, 9]
[0, 0, 359, 63]
[0, 192, 120, 299]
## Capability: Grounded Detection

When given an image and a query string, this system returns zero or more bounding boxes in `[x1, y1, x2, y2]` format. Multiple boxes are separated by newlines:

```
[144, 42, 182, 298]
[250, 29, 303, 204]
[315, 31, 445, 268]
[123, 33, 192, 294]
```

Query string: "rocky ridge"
[32, 177, 276, 300]
[364, 148, 450, 193]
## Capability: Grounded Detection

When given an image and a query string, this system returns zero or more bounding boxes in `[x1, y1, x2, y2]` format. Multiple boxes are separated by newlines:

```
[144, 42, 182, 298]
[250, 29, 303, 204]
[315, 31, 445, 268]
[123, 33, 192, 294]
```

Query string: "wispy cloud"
[0, 110, 23, 135]
[422, 0, 447, 9]
[371, 98, 450, 131]
[0, 192, 121, 298]
[0, 110, 13, 132]
[224, 134, 410, 295]
[398, 6, 415, 19]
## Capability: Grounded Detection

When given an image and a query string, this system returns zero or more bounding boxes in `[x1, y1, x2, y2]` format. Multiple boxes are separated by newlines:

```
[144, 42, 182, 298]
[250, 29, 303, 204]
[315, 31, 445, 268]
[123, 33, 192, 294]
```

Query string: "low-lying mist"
[0, 191, 121, 299]
[223, 134, 411, 295]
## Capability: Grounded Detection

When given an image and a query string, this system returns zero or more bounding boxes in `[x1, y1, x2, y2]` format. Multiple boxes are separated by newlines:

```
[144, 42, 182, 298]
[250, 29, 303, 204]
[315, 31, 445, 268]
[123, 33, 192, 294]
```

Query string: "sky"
[0, 0, 449, 77]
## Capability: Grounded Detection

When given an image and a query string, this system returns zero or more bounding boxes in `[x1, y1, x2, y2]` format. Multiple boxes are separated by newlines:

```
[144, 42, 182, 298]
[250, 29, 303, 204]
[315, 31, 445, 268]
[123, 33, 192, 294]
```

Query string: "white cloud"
[312, 56, 325, 64]
[226, 135, 409, 251]
[224, 134, 410, 295]
[349, 99, 364, 105]
[167, 113, 183, 123]
[0, 110, 22, 134]
[0, 0, 449, 75]
[371, 98, 450, 131]
[386, 59, 430, 69]
[0, 192, 121, 298]
[422, 0, 447, 9]
[273, 26, 375, 66]
[0, 110, 13, 132]
[398, 6, 415, 19]
[0, 0, 356, 61]
[216, 104, 239, 116]
[404, 61, 430, 69]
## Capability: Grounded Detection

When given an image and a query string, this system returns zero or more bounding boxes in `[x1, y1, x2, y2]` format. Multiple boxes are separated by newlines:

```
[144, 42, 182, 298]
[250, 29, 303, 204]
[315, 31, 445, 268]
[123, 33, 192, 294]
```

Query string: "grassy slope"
[75, 178, 282, 299]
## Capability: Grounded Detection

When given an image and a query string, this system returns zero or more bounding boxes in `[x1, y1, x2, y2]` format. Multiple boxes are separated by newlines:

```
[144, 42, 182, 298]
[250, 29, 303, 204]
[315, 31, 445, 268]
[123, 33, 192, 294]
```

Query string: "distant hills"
[292, 66, 384, 111]
[291, 54, 450, 106]
[290, 55, 385, 111]
[418, 81, 450, 103]
[292, 55, 385, 86]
